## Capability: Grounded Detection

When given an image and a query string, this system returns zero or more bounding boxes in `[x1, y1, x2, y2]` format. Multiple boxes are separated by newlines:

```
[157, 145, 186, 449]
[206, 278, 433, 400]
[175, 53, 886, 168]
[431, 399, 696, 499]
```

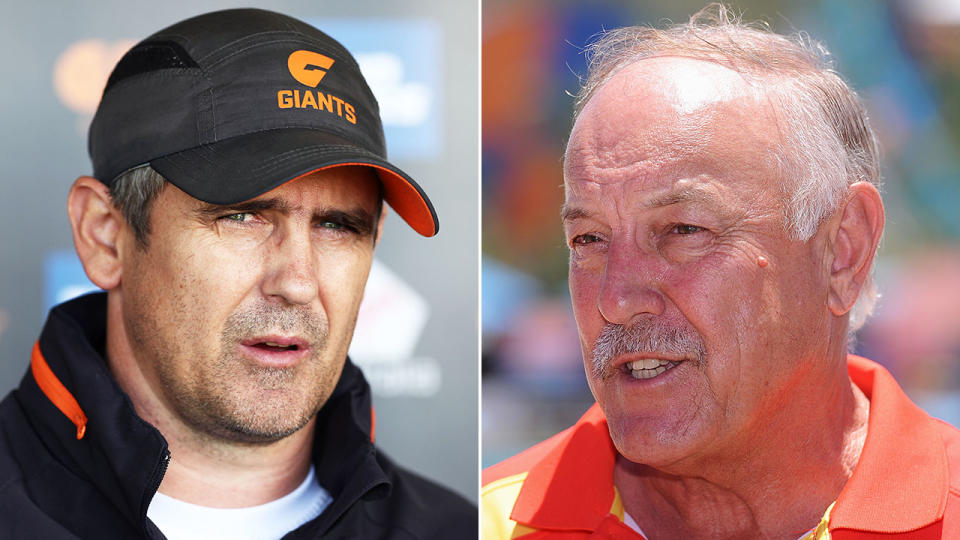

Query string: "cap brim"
[150, 128, 439, 236]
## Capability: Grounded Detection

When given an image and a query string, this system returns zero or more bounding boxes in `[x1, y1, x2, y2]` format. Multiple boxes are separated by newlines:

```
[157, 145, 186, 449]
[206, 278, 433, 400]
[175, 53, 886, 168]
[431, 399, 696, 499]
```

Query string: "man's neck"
[614, 373, 870, 540]
[154, 418, 315, 508]
[118, 362, 316, 507]
[104, 296, 316, 508]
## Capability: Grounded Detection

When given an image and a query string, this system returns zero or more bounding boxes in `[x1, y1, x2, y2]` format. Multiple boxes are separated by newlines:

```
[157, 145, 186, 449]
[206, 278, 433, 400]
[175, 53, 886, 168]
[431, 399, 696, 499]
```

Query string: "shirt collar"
[830, 355, 948, 533]
[510, 355, 950, 535]
[510, 404, 616, 530]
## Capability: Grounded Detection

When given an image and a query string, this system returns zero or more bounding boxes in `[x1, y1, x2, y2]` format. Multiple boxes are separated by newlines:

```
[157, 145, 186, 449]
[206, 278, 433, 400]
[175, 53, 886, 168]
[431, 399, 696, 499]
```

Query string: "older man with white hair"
[483, 5, 960, 539]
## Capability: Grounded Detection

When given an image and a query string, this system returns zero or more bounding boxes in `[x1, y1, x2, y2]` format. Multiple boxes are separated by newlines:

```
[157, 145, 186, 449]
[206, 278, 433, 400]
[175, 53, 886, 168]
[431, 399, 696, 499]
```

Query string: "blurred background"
[0, 1, 477, 501]
[483, 0, 960, 467]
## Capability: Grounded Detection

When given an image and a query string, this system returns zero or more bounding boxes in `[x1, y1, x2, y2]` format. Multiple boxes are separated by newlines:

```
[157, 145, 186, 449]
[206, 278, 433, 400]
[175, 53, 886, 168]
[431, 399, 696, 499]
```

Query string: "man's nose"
[597, 239, 666, 325]
[260, 227, 319, 306]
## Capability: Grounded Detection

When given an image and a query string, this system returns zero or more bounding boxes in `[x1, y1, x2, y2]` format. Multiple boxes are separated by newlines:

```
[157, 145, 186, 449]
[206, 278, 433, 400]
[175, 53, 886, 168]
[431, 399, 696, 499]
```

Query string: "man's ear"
[67, 176, 125, 290]
[827, 182, 884, 316]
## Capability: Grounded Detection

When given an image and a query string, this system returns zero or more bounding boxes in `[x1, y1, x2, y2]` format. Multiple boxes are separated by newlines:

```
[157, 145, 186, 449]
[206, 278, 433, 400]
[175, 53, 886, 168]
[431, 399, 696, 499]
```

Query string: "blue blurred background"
[482, 0, 960, 467]
[0, 0, 478, 501]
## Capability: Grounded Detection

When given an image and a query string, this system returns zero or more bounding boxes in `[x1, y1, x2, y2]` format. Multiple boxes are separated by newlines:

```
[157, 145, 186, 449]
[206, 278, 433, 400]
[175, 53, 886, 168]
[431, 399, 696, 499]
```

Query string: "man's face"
[563, 58, 834, 469]
[119, 166, 381, 443]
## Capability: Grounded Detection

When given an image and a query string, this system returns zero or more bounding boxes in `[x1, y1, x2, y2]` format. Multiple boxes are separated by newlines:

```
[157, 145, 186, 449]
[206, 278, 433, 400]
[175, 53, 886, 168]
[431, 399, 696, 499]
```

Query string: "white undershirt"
[623, 510, 817, 540]
[147, 465, 332, 540]
[623, 511, 648, 537]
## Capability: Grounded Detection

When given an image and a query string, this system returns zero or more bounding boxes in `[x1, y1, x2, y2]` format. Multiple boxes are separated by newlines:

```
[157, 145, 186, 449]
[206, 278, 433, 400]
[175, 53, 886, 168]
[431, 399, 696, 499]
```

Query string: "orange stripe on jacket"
[30, 342, 88, 440]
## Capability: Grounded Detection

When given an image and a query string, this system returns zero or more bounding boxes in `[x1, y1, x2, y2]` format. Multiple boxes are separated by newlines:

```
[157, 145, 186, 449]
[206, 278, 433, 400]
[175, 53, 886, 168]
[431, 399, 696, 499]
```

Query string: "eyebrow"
[645, 186, 726, 211]
[560, 204, 593, 223]
[195, 198, 377, 236]
[561, 185, 731, 224]
[316, 208, 377, 237]
[194, 198, 291, 219]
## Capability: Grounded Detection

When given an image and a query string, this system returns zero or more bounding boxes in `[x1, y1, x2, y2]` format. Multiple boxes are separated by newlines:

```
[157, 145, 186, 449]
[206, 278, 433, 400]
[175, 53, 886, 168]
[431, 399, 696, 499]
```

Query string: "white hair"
[572, 3, 882, 337]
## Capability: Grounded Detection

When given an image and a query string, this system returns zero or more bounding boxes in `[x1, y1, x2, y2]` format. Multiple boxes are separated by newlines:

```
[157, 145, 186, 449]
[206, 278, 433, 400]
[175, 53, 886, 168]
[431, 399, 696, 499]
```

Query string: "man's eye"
[671, 224, 703, 235]
[222, 212, 254, 223]
[319, 221, 344, 230]
[571, 234, 601, 246]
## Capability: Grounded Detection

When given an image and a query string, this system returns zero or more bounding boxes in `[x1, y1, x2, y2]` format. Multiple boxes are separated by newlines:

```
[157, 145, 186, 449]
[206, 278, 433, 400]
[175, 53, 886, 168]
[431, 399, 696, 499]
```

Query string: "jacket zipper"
[142, 448, 171, 538]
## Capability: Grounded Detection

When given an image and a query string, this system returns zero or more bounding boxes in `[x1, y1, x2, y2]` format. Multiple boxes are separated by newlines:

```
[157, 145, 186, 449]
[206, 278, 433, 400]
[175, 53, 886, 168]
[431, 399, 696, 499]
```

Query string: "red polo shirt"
[482, 356, 960, 539]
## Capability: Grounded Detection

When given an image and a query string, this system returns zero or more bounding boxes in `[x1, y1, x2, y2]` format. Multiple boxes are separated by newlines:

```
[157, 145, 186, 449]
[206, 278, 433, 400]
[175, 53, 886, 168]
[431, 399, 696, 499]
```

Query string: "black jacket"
[0, 294, 476, 539]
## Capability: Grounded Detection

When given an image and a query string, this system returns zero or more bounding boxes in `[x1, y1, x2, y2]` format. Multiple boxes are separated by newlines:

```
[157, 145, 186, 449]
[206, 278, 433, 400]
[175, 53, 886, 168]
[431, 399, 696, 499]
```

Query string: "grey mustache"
[592, 319, 706, 379]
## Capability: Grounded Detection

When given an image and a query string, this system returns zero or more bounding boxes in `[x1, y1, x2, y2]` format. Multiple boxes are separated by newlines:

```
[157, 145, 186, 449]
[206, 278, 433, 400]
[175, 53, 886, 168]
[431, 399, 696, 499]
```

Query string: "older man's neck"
[614, 376, 870, 539]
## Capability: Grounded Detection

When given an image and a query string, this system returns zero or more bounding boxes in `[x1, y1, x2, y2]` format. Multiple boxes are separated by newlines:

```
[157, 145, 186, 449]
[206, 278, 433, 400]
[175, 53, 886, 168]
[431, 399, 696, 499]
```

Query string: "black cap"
[89, 8, 438, 236]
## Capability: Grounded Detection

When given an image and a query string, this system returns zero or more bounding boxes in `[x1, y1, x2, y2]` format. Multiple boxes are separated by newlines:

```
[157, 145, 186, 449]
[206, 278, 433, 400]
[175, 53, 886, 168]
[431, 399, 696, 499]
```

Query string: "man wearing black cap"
[0, 8, 474, 539]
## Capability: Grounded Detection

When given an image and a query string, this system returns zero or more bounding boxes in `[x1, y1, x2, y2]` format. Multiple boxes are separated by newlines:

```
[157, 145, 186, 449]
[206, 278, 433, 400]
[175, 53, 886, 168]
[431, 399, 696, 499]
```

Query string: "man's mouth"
[242, 336, 309, 349]
[253, 341, 300, 352]
[239, 336, 310, 367]
[625, 358, 682, 380]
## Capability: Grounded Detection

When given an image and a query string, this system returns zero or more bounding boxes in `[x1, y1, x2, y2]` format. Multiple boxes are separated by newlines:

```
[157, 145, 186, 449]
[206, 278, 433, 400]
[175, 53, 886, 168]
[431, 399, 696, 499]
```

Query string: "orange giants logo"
[287, 50, 334, 87]
[278, 50, 357, 124]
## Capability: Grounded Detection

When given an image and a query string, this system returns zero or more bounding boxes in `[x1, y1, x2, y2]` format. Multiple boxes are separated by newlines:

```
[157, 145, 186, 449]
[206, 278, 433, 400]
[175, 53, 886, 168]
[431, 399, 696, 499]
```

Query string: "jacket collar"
[307, 339, 392, 534]
[509, 355, 949, 535]
[20, 293, 168, 528]
[20, 293, 391, 534]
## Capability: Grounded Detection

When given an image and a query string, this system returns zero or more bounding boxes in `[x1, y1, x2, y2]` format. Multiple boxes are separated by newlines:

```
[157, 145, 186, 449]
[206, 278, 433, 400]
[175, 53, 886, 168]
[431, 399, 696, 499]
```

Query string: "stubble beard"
[138, 303, 337, 445]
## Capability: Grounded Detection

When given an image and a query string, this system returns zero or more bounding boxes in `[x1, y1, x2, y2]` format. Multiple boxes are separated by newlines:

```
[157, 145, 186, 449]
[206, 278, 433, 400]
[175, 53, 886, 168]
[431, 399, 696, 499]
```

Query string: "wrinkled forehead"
[616, 56, 757, 114]
[563, 57, 781, 199]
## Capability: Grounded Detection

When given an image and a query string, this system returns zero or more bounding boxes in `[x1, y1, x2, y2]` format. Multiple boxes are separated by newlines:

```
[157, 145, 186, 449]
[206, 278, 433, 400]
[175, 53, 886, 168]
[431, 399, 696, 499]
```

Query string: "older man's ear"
[67, 176, 125, 291]
[827, 182, 885, 317]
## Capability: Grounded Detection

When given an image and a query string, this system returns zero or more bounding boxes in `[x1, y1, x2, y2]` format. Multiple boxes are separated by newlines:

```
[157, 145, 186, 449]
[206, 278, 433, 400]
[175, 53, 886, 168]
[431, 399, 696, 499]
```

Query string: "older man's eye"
[571, 234, 601, 246]
[671, 224, 703, 235]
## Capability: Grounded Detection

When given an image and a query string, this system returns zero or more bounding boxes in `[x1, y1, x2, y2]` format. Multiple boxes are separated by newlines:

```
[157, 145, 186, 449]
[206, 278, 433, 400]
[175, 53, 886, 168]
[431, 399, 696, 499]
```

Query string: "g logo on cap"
[287, 50, 335, 87]
[277, 49, 356, 124]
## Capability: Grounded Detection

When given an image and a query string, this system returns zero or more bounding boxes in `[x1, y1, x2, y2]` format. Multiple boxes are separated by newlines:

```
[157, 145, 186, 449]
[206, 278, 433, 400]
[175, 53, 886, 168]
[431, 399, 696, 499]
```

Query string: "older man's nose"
[597, 241, 666, 325]
[261, 229, 319, 306]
